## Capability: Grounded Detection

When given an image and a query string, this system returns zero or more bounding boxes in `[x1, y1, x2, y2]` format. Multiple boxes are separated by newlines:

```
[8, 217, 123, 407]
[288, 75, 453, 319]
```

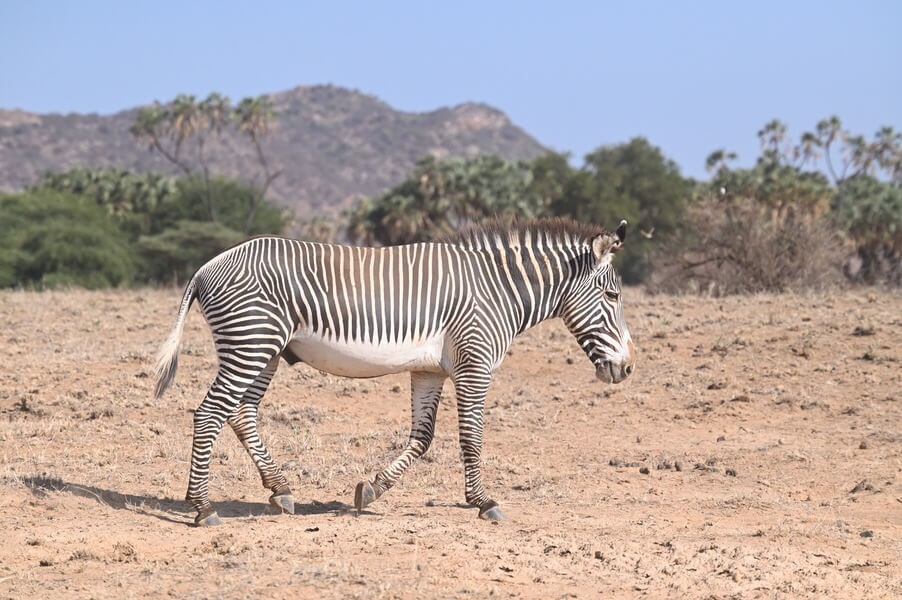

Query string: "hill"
[0, 85, 548, 216]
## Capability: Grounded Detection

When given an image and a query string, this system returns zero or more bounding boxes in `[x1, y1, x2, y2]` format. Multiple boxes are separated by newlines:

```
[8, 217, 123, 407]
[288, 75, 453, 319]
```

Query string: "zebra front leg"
[186, 379, 240, 526]
[453, 369, 506, 521]
[228, 358, 294, 516]
[355, 371, 445, 512]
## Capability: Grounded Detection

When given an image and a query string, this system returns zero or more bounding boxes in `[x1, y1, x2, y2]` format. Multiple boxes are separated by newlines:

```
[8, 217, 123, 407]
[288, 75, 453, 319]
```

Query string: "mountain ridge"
[0, 84, 548, 216]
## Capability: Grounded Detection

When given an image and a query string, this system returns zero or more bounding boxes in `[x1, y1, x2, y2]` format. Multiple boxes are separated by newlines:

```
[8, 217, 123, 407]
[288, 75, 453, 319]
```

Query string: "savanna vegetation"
[1, 94, 899, 294]
[346, 117, 901, 291]
[1, 93, 287, 289]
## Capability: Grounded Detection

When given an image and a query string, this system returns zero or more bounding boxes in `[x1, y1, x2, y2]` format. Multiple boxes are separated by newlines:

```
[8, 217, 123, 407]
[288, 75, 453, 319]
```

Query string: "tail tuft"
[153, 346, 180, 399]
[152, 279, 197, 398]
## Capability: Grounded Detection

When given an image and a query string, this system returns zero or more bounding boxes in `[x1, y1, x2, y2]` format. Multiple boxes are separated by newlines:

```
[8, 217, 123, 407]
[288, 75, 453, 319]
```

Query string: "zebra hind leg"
[354, 371, 445, 513]
[186, 376, 245, 527]
[228, 356, 294, 516]
[186, 341, 282, 526]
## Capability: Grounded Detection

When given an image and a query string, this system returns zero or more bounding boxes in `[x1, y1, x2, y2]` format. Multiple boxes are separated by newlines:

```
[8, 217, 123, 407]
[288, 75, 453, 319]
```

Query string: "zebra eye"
[604, 290, 620, 301]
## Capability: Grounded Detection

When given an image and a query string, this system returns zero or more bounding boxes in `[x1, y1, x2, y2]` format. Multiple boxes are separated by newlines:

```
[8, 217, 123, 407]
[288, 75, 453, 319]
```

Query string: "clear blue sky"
[1, 1, 899, 180]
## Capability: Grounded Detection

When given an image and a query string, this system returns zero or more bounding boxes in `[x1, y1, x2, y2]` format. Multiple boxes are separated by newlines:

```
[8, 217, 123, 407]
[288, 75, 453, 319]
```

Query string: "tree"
[298, 215, 339, 243]
[137, 220, 245, 285]
[705, 149, 737, 175]
[346, 155, 546, 246]
[27, 167, 287, 287]
[550, 137, 691, 283]
[649, 192, 843, 295]
[152, 176, 286, 236]
[347, 142, 689, 284]
[523, 151, 573, 210]
[832, 174, 902, 284]
[130, 92, 281, 233]
[0, 190, 134, 289]
[234, 96, 281, 235]
[32, 167, 179, 237]
[709, 117, 902, 285]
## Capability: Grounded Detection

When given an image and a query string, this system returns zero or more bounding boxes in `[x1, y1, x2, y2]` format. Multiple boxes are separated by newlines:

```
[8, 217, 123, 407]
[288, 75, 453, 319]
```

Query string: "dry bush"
[649, 195, 844, 295]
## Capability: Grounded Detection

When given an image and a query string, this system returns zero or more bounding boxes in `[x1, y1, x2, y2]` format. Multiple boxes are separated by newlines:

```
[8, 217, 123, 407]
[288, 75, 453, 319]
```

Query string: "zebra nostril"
[624, 364, 633, 376]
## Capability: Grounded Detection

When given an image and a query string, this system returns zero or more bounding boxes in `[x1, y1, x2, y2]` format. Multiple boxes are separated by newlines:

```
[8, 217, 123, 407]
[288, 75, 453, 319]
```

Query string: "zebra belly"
[285, 332, 447, 378]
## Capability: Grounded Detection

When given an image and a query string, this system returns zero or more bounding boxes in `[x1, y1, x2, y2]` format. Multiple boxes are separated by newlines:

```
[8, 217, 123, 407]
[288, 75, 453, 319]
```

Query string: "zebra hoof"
[478, 501, 507, 521]
[194, 511, 222, 527]
[269, 493, 295, 515]
[354, 481, 377, 512]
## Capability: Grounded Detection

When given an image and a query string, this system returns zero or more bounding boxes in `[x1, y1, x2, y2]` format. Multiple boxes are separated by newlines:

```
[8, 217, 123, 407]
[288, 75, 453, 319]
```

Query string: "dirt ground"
[1, 287, 900, 599]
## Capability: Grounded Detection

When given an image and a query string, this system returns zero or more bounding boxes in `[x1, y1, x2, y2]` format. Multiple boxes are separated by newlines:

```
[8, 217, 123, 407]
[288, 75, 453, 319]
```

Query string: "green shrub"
[137, 220, 245, 284]
[151, 177, 287, 236]
[0, 190, 135, 289]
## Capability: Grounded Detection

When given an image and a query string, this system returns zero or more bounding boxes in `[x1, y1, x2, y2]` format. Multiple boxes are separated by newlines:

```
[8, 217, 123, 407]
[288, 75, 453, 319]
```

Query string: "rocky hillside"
[0, 85, 547, 215]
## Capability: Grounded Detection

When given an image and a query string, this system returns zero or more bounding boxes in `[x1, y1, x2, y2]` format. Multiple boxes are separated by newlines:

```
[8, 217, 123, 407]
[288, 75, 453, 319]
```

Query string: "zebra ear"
[591, 233, 618, 264]
[616, 220, 627, 245]
[605, 220, 626, 255]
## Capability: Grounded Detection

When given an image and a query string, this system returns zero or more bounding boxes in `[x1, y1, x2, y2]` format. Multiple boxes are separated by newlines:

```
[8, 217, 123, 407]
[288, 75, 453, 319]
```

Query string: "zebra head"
[560, 220, 636, 384]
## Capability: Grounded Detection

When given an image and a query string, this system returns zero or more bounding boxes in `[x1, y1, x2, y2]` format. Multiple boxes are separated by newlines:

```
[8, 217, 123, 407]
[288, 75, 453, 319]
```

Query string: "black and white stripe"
[154, 219, 635, 525]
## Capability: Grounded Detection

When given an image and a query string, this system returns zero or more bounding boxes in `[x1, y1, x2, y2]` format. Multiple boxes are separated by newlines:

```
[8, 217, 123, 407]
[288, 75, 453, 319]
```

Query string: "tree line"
[0, 92, 899, 292]
[345, 117, 901, 290]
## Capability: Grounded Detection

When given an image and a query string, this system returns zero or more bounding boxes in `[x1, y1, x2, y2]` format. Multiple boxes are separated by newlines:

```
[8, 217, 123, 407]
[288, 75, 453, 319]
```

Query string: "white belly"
[286, 331, 447, 378]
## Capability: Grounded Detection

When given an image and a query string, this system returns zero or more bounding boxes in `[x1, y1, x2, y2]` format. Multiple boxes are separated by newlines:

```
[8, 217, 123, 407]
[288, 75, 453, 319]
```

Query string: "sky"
[1, 1, 899, 180]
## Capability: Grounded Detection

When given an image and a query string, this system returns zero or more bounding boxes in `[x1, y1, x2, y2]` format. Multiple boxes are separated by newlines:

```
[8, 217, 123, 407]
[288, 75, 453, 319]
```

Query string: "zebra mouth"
[594, 361, 614, 384]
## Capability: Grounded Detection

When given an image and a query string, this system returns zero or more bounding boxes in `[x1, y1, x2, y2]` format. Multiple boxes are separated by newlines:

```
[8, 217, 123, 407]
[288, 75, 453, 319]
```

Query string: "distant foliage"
[656, 116, 901, 292]
[297, 215, 339, 243]
[35, 167, 179, 216]
[0, 190, 135, 289]
[137, 220, 245, 285]
[150, 176, 286, 236]
[0, 167, 287, 289]
[650, 193, 843, 295]
[33, 167, 180, 238]
[8, 112, 899, 292]
[346, 141, 690, 286]
[346, 155, 548, 246]
[708, 163, 833, 222]
[548, 138, 690, 283]
[130, 92, 280, 234]
[833, 175, 902, 284]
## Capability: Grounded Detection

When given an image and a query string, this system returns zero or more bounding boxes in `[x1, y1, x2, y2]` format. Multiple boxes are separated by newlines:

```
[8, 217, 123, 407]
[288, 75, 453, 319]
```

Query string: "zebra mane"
[440, 217, 608, 251]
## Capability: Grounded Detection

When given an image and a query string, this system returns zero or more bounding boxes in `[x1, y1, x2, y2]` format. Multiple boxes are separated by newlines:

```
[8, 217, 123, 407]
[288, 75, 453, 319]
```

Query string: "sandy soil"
[1, 287, 900, 599]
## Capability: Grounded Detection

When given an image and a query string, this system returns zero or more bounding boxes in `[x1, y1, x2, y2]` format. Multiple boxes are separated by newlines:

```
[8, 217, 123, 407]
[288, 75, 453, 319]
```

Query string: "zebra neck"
[474, 242, 593, 336]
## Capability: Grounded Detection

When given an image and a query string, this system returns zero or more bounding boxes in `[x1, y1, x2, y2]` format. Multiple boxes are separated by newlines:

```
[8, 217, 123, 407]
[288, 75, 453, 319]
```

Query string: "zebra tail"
[153, 277, 198, 399]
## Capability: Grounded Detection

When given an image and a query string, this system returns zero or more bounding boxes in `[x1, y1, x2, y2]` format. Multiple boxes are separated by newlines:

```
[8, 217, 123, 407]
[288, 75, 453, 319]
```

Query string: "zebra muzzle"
[595, 359, 632, 384]
[595, 361, 615, 384]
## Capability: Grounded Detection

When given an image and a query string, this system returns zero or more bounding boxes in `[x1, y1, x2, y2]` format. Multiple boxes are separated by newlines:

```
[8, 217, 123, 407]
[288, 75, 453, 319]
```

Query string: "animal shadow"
[21, 475, 353, 526]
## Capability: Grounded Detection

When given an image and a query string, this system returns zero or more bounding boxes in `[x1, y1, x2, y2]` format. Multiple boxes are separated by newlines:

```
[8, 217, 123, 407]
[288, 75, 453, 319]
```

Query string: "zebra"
[153, 218, 636, 526]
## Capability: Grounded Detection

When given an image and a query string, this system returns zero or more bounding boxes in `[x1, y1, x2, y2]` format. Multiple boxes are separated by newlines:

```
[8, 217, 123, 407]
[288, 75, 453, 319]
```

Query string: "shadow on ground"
[19, 475, 353, 526]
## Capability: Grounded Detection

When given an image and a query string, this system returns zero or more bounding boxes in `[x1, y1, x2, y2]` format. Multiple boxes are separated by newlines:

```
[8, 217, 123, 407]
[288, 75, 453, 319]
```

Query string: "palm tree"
[705, 149, 738, 175]
[815, 116, 843, 183]
[234, 96, 280, 234]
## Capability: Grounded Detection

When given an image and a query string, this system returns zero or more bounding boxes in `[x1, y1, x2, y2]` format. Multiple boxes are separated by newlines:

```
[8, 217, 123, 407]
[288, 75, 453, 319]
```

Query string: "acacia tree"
[130, 92, 280, 233]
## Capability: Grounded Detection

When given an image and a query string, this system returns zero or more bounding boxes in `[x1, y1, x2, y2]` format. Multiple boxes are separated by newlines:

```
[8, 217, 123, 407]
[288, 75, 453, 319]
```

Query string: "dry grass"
[650, 196, 845, 295]
[0, 287, 900, 598]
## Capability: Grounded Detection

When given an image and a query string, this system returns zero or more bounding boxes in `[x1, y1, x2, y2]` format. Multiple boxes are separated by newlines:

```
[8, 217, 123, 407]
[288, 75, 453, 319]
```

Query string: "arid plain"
[1, 288, 900, 598]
